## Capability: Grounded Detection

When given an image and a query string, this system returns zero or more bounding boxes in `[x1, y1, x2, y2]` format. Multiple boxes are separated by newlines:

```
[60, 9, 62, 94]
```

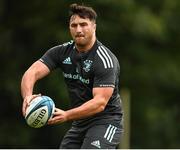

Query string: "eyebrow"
[71, 22, 88, 25]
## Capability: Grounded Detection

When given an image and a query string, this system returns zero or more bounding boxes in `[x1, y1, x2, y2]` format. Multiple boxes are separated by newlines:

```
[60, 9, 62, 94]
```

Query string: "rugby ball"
[25, 96, 55, 128]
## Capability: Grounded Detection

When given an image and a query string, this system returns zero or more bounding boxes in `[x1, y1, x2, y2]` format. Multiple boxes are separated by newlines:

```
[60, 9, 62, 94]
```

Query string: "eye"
[70, 23, 77, 28]
[80, 22, 88, 27]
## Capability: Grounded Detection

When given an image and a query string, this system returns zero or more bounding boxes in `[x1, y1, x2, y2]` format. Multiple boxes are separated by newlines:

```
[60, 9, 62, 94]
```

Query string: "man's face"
[69, 15, 96, 47]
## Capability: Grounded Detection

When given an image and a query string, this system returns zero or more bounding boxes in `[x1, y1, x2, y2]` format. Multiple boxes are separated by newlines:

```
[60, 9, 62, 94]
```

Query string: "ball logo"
[31, 109, 47, 127]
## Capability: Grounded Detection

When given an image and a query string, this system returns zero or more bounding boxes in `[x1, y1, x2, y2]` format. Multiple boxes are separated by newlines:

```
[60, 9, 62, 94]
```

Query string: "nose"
[76, 24, 82, 33]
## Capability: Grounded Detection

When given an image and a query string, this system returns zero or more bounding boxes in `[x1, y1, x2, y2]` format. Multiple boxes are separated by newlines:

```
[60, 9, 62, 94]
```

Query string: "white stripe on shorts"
[104, 124, 117, 142]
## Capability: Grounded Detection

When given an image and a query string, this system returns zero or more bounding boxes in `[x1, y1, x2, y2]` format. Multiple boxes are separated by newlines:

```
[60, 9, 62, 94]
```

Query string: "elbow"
[94, 97, 110, 113]
[97, 101, 107, 113]
[99, 105, 105, 112]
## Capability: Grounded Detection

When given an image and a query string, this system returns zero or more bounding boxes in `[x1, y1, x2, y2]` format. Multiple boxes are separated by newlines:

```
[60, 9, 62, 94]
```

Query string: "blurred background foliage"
[0, 0, 180, 148]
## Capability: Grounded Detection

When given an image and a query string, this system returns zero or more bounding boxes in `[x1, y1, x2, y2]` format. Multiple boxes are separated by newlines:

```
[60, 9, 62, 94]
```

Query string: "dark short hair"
[69, 3, 97, 22]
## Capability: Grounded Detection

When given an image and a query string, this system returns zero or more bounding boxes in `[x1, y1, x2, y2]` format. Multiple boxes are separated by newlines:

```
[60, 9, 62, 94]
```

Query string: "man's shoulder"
[96, 40, 116, 57]
[49, 40, 74, 51]
[94, 40, 119, 68]
[61, 40, 74, 47]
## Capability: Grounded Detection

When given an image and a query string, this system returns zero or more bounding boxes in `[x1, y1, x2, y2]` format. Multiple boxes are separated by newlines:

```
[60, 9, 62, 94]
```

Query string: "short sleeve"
[93, 49, 119, 88]
[39, 45, 65, 71]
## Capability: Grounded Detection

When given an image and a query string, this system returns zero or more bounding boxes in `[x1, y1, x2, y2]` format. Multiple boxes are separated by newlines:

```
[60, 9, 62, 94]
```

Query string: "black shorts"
[60, 121, 123, 149]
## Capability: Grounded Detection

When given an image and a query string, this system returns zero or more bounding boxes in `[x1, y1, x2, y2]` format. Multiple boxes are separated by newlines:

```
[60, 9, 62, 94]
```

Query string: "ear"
[94, 23, 96, 31]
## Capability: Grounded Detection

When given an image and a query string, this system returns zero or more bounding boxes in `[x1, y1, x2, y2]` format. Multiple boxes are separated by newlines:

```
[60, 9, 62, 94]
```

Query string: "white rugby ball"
[25, 96, 55, 128]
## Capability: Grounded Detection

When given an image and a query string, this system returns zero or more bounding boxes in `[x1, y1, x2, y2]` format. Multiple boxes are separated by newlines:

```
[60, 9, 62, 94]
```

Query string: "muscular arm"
[48, 87, 114, 124]
[21, 60, 50, 115]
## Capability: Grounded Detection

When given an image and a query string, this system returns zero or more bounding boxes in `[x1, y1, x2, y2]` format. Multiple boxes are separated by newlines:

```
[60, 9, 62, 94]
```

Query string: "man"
[21, 3, 123, 149]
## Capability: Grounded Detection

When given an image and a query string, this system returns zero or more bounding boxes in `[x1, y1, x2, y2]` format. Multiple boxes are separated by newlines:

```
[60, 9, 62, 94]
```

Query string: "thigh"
[60, 126, 85, 149]
[81, 123, 123, 149]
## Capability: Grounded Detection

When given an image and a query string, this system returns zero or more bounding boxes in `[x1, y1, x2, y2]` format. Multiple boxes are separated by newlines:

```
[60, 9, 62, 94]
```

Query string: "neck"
[76, 36, 96, 53]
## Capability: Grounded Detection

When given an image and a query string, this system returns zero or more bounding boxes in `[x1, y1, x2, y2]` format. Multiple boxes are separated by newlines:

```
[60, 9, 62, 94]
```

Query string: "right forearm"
[21, 70, 36, 99]
[21, 61, 50, 116]
[21, 61, 50, 99]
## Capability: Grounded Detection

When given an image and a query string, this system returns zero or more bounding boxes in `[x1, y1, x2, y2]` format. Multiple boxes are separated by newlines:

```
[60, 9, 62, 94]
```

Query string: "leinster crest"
[83, 60, 93, 72]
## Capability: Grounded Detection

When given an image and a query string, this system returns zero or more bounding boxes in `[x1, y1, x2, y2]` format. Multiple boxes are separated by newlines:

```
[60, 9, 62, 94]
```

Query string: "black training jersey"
[40, 40, 123, 126]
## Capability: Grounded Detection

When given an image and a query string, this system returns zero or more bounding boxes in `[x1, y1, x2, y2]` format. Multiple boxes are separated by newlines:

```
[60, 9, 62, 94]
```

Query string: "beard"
[74, 36, 89, 47]
[75, 39, 86, 47]
[71, 31, 96, 51]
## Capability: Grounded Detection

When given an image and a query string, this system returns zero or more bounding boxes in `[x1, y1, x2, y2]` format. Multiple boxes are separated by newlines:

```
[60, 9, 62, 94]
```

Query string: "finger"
[23, 97, 32, 116]
[26, 98, 32, 107]
[22, 106, 25, 117]
[52, 108, 58, 115]
[22, 101, 27, 117]
[33, 93, 41, 98]
[22, 94, 42, 117]
[48, 115, 60, 123]
[27, 94, 41, 105]
[54, 108, 59, 112]
[48, 118, 55, 125]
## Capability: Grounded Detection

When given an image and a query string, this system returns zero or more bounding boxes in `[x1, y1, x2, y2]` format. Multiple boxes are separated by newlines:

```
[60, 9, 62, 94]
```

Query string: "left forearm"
[48, 87, 113, 125]
[66, 97, 107, 121]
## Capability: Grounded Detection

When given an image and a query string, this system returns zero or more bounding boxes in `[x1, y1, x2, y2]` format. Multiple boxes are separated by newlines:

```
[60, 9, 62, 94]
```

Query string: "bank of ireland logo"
[76, 67, 79, 73]
[83, 60, 93, 72]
